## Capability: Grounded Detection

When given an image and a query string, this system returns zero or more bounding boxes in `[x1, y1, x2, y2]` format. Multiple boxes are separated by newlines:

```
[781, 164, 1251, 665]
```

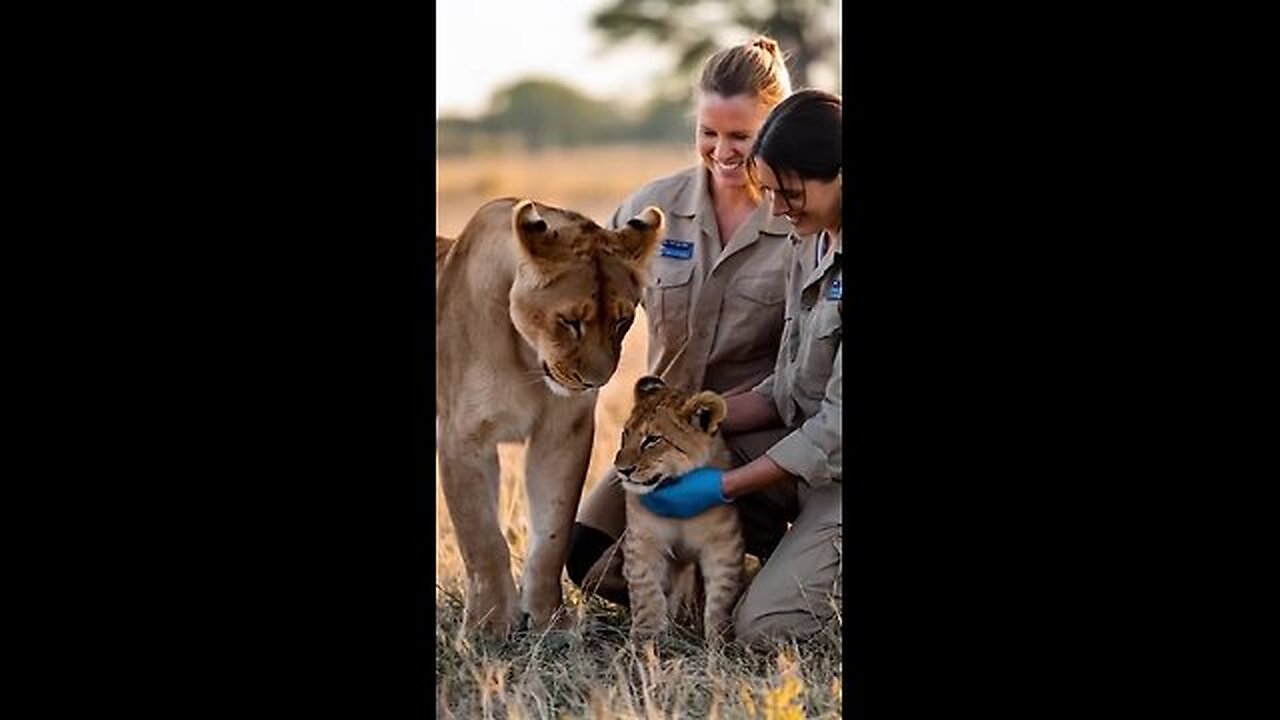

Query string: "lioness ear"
[514, 198, 547, 233]
[512, 200, 565, 269]
[634, 375, 666, 401]
[613, 206, 664, 264]
[683, 391, 727, 434]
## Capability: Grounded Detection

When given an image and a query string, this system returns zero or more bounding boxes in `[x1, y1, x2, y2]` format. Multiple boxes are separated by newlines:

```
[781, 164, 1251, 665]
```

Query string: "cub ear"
[634, 375, 666, 401]
[683, 391, 727, 434]
[613, 205, 664, 264]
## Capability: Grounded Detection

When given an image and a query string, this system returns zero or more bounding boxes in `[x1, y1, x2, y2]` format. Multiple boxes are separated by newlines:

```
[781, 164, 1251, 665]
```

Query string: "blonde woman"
[568, 36, 800, 620]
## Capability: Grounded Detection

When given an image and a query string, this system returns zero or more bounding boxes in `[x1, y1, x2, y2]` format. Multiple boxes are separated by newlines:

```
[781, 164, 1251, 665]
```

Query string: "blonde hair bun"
[749, 36, 782, 57]
[699, 34, 792, 107]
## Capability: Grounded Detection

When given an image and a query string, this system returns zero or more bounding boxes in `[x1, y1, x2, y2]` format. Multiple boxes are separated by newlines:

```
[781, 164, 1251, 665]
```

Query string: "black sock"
[566, 522, 617, 588]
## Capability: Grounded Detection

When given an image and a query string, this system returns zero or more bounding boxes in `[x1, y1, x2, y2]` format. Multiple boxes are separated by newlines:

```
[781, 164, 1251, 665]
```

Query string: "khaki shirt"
[754, 231, 843, 487]
[608, 166, 795, 394]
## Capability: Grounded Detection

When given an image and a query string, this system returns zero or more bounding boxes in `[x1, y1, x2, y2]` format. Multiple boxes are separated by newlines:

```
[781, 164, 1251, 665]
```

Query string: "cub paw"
[629, 619, 669, 645]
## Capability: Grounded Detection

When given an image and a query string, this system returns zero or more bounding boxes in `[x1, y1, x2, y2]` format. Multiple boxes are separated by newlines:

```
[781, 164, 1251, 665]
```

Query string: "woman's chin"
[707, 165, 747, 186]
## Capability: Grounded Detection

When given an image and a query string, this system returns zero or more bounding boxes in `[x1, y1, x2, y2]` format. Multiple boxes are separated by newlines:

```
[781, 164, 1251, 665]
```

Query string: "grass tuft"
[436, 578, 842, 719]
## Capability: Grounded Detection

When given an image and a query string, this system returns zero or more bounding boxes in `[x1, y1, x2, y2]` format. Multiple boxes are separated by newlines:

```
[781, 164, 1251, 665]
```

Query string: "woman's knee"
[732, 564, 838, 646]
[733, 599, 828, 647]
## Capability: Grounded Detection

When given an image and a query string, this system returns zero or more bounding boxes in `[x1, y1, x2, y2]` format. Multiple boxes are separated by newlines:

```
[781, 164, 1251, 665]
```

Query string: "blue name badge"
[827, 277, 842, 300]
[660, 238, 694, 260]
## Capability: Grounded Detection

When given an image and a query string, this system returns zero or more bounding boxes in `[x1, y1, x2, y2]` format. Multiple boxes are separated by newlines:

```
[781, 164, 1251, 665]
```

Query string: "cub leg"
[698, 527, 745, 644]
[438, 433, 518, 637]
[520, 404, 594, 629]
[667, 563, 703, 631]
[624, 522, 672, 640]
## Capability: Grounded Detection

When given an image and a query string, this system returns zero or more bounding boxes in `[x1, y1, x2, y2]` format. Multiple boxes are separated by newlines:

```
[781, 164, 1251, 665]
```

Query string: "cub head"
[614, 376, 727, 495]
[508, 200, 663, 396]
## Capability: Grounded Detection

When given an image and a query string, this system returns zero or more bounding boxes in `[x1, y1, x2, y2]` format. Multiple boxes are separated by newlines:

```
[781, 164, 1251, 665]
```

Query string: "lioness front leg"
[438, 434, 518, 637]
[520, 404, 594, 629]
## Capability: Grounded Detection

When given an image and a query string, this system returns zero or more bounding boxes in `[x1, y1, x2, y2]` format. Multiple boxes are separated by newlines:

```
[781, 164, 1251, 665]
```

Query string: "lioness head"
[509, 200, 663, 397]
[614, 376, 727, 495]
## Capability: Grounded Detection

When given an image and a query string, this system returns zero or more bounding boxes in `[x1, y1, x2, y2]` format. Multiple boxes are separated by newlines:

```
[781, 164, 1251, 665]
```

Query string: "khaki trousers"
[570, 426, 842, 645]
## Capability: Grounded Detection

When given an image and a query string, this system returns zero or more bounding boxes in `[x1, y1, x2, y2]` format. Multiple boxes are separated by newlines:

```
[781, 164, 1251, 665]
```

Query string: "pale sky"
[437, 0, 841, 118]
[437, 0, 665, 117]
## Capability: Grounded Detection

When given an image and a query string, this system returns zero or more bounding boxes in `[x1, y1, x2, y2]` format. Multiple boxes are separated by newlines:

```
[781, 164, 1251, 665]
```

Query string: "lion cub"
[614, 376, 745, 642]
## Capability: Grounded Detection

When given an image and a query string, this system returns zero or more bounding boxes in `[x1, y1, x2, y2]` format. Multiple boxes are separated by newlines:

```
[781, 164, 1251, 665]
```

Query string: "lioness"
[436, 198, 662, 636]
[614, 376, 744, 642]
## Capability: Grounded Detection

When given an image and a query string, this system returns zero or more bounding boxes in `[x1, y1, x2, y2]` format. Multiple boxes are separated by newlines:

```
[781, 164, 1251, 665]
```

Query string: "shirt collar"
[669, 167, 703, 218]
[761, 208, 793, 236]
[670, 166, 792, 236]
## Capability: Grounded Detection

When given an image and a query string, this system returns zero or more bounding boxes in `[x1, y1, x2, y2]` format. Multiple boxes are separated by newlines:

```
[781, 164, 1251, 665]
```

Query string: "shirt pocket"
[794, 305, 842, 402]
[649, 261, 696, 350]
[722, 274, 787, 362]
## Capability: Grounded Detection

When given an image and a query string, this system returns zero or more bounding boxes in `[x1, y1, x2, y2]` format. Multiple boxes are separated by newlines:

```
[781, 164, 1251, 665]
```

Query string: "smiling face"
[695, 93, 773, 191]
[752, 160, 842, 237]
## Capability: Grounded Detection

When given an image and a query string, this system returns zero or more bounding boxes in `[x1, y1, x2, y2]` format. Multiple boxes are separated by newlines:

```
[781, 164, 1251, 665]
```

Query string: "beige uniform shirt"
[754, 231, 843, 488]
[608, 166, 795, 394]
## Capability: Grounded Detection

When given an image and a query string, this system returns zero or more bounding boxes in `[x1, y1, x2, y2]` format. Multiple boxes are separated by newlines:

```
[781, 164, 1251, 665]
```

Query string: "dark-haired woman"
[635, 89, 843, 645]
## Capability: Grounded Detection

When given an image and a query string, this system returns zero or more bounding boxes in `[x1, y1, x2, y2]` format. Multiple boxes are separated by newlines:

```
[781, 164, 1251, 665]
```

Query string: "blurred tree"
[437, 77, 697, 154]
[591, 0, 839, 91]
[479, 78, 628, 150]
[630, 94, 693, 142]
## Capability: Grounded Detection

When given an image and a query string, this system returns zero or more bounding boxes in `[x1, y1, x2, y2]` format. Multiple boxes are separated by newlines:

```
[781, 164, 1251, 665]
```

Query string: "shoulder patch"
[827, 277, 842, 300]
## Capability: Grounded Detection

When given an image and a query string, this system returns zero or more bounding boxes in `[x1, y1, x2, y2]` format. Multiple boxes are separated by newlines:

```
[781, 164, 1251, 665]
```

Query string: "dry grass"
[436, 144, 695, 237]
[436, 145, 842, 718]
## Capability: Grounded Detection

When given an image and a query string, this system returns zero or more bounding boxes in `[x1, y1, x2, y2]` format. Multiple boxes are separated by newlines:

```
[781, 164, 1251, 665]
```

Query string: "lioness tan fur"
[614, 376, 745, 643]
[436, 198, 662, 637]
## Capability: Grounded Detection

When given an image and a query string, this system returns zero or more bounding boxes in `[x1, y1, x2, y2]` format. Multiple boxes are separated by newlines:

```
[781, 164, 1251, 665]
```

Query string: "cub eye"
[640, 435, 661, 450]
[559, 317, 582, 338]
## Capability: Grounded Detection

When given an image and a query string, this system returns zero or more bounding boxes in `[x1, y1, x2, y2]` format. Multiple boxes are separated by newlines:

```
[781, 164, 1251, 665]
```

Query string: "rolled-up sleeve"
[765, 345, 842, 487]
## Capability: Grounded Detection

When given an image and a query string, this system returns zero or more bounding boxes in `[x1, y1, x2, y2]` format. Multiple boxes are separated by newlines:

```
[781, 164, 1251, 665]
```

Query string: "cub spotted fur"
[614, 376, 745, 642]
[437, 198, 662, 637]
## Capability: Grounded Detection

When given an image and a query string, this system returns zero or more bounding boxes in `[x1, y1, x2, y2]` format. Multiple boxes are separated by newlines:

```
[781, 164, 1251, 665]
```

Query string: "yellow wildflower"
[762, 674, 805, 720]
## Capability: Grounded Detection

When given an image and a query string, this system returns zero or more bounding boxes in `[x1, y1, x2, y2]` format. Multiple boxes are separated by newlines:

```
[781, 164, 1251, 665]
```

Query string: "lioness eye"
[641, 435, 660, 450]
[559, 317, 582, 337]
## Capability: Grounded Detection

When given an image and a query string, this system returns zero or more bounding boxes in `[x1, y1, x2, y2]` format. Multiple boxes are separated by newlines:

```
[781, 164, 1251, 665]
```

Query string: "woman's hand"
[638, 467, 728, 518]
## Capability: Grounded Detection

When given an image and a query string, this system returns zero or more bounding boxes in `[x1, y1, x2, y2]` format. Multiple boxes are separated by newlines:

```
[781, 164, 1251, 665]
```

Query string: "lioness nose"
[585, 349, 620, 390]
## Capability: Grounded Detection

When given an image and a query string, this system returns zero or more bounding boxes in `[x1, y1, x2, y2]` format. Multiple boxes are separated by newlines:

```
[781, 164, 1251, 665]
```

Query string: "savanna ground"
[436, 144, 842, 718]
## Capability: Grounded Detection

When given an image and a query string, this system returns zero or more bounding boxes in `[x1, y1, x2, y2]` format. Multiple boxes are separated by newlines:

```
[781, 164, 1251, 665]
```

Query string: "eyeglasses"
[746, 159, 807, 214]
[766, 182, 806, 214]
